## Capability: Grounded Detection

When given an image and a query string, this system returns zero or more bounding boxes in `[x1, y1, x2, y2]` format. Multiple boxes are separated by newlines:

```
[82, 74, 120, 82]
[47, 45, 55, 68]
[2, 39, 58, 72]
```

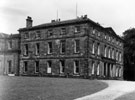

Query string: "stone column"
[113, 64, 116, 77]
[106, 63, 108, 77]
[110, 64, 112, 77]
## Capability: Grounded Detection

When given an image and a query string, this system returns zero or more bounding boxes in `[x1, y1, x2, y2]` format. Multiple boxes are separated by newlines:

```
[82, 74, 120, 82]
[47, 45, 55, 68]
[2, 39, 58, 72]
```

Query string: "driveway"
[74, 80, 135, 100]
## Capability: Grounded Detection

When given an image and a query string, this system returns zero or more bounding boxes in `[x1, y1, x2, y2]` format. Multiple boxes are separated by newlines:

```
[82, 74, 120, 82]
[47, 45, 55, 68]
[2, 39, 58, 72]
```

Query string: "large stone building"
[0, 33, 20, 76]
[18, 16, 123, 79]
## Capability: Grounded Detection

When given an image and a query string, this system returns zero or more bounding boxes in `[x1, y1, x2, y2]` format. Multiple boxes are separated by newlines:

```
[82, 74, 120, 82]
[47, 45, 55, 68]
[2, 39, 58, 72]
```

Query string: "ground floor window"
[47, 61, 52, 73]
[60, 60, 65, 73]
[35, 61, 39, 73]
[24, 61, 28, 72]
[74, 60, 79, 74]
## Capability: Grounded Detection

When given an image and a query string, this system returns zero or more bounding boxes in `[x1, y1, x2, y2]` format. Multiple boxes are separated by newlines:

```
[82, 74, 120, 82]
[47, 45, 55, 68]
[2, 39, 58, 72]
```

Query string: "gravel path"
[74, 80, 135, 100]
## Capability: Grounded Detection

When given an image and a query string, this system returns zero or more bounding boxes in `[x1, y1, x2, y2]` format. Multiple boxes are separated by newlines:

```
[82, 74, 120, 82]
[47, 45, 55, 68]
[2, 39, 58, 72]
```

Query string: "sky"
[0, 0, 135, 35]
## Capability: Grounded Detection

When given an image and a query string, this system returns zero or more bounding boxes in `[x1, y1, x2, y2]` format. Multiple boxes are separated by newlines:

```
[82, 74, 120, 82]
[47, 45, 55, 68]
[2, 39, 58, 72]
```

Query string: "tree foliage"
[123, 28, 135, 80]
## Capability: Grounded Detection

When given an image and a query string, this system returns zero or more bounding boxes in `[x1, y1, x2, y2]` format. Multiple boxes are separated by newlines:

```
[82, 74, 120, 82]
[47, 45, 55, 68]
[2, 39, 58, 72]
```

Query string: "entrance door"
[8, 60, 12, 74]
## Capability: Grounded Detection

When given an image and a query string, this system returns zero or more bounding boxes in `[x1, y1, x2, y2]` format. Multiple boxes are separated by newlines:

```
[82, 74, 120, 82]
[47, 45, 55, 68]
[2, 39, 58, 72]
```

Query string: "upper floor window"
[35, 61, 39, 73]
[61, 28, 66, 35]
[108, 36, 111, 41]
[97, 43, 100, 55]
[60, 40, 66, 54]
[108, 47, 111, 58]
[74, 60, 79, 74]
[59, 60, 65, 73]
[92, 29, 96, 34]
[48, 42, 53, 54]
[24, 44, 28, 56]
[74, 40, 80, 53]
[35, 31, 41, 39]
[47, 29, 53, 37]
[105, 34, 107, 39]
[92, 62, 95, 75]
[35, 43, 40, 55]
[74, 26, 81, 33]
[116, 51, 118, 60]
[24, 32, 29, 39]
[104, 45, 107, 57]
[119, 52, 122, 62]
[98, 32, 100, 37]
[8, 41, 12, 49]
[92, 41, 95, 54]
[112, 49, 115, 59]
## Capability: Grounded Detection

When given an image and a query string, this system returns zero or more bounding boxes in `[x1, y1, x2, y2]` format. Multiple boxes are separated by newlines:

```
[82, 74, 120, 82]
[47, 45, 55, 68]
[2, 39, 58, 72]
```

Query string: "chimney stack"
[26, 16, 33, 28]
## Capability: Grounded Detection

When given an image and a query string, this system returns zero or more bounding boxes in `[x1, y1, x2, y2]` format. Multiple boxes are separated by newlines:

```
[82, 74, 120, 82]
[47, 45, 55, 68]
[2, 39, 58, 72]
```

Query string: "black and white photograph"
[0, 0, 135, 100]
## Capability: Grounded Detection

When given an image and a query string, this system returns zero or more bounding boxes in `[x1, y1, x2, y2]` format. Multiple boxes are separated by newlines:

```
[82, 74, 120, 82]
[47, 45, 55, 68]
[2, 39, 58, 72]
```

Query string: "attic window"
[24, 32, 29, 39]
[61, 28, 66, 35]
[48, 29, 53, 37]
[36, 31, 41, 38]
[75, 26, 80, 33]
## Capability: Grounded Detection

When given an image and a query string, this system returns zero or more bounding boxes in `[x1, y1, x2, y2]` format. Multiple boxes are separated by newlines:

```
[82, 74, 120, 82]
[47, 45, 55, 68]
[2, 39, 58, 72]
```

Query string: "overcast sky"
[0, 0, 135, 35]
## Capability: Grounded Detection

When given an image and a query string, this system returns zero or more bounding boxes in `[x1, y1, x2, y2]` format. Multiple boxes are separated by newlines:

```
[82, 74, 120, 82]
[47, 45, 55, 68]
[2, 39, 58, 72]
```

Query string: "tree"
[123, 28, 135, 80]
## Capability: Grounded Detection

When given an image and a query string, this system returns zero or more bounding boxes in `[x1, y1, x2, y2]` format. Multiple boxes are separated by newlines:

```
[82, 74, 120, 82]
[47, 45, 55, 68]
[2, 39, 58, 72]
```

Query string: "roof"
[105, 27, 123, 41]
[0, 33, 9, 39]
[18, 16, 122, 41]
[9, 34, 20, 38]
[18, 17, 104, 31]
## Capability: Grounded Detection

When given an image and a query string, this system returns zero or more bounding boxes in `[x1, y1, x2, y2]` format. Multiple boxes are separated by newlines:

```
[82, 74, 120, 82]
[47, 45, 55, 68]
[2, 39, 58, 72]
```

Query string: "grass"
[115, 92, 135, 100]
[0, 76, 107, 100]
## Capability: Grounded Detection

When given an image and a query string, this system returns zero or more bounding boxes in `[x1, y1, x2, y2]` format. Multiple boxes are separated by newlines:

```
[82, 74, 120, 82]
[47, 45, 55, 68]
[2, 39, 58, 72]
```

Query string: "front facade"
[18, 16, 123, 79]
[0, 33, 20, 76]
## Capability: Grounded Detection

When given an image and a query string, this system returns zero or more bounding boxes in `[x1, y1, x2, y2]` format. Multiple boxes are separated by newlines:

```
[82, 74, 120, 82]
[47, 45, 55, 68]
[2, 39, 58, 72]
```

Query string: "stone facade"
[0, 33, 20, 76]
[18, 16, 123, 79]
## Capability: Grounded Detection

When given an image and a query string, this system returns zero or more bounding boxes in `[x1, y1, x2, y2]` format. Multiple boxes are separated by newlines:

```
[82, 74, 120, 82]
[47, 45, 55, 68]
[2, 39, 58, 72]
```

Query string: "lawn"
[115, 92, 135, 100]
[0, 76, 107, 100]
